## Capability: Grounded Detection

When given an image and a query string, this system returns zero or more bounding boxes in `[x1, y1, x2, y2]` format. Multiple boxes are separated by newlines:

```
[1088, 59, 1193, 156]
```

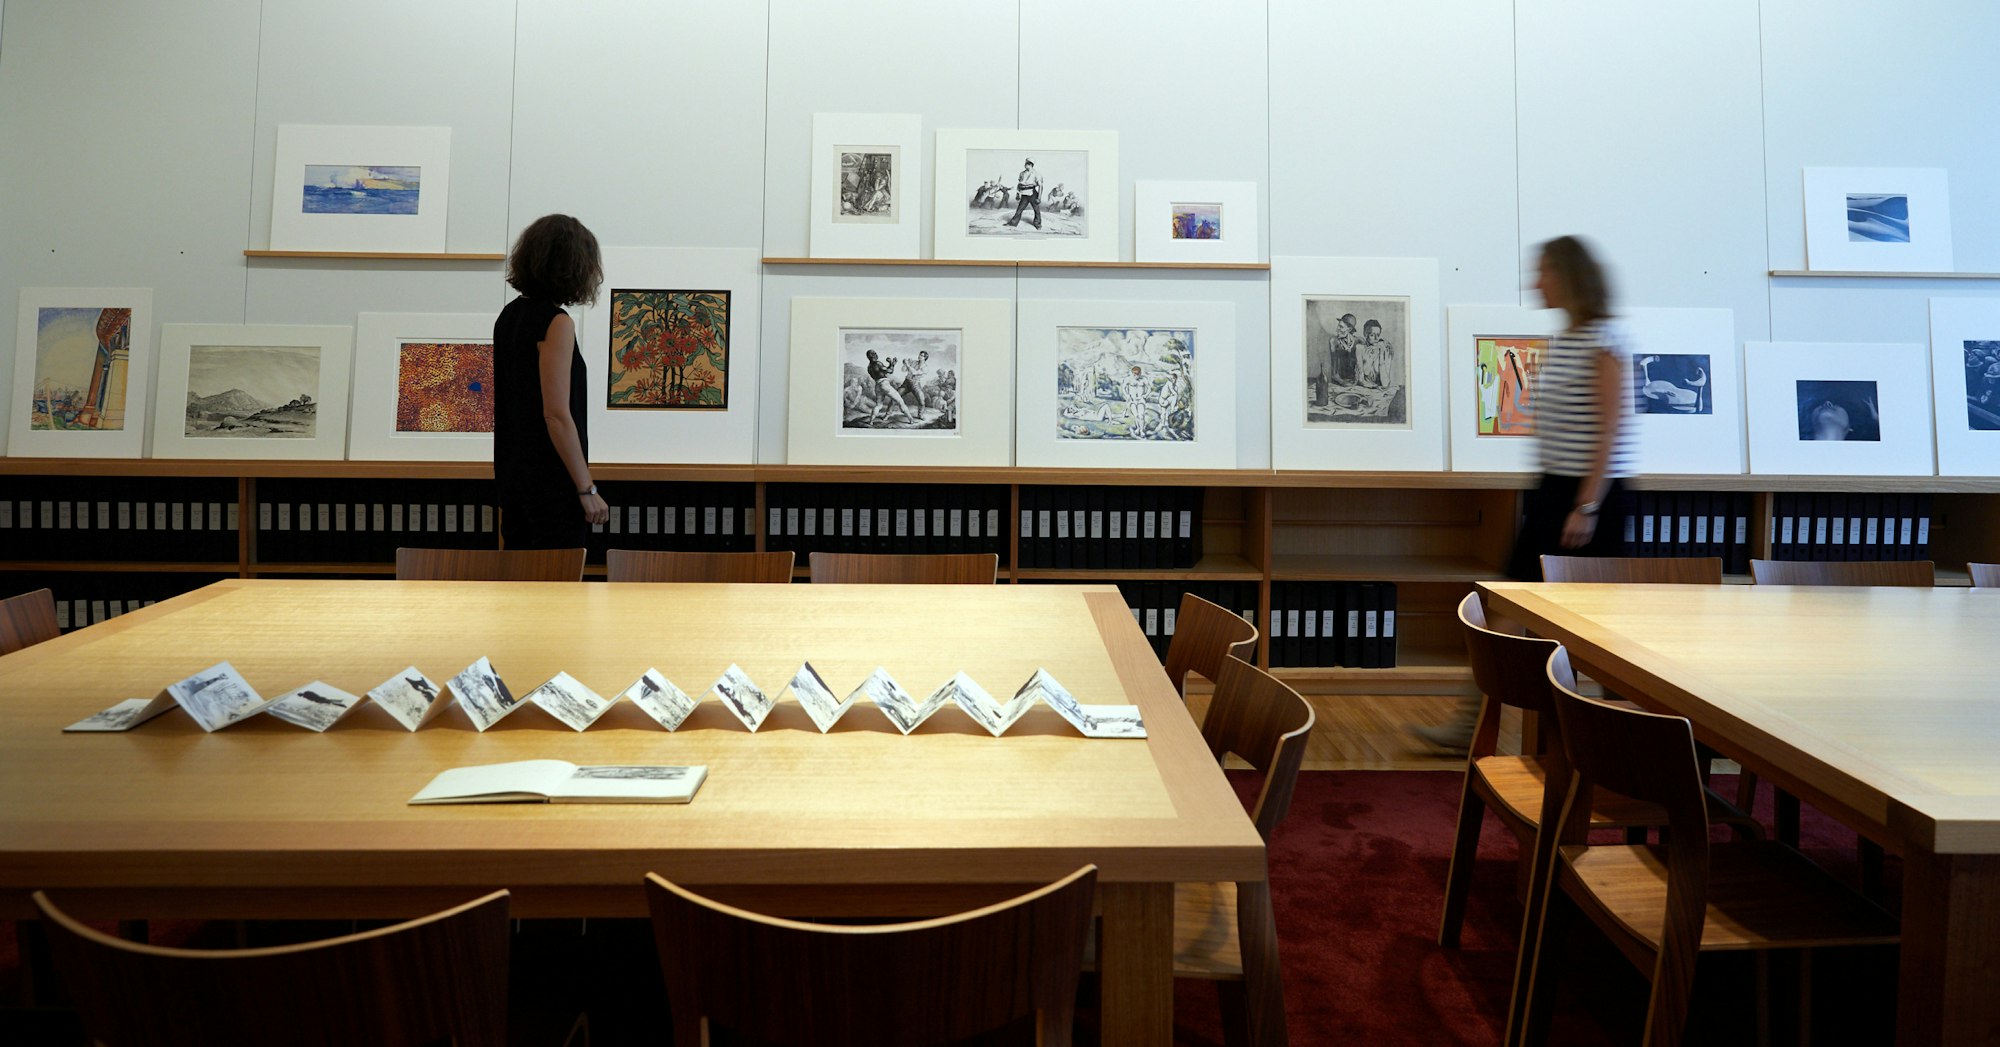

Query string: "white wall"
[2, 0, 1995, 464]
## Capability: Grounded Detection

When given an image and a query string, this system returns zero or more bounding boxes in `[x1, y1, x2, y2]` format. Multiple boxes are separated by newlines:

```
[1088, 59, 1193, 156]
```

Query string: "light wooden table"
[1479, 581, 2000, 1047]
[0, 579, 1266, 1046]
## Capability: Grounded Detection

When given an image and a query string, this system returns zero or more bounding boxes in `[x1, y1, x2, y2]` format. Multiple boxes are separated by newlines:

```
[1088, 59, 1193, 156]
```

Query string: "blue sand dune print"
[1846, 193, 1909, 243]
[302, 165, 421, 215]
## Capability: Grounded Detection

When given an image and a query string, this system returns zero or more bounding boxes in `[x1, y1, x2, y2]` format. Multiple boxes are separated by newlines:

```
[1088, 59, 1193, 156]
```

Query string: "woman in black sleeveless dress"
[494, 214, 609, 549]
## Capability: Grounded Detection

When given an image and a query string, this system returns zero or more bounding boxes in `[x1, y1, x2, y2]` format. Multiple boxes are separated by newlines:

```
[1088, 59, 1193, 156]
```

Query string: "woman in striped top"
[1503, 236, 1634, 580]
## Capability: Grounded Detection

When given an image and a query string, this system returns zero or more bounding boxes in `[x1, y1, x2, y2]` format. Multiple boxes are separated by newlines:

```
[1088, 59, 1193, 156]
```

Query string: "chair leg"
[1513, 888, 1568, 1047]
[1736, 770, 1759, 814]
[1438, 776, 1489, 947]
[1217, 981, 1249, 1047]
[1233, 879, 1288, 1047]
[16, 919, 57, 1007]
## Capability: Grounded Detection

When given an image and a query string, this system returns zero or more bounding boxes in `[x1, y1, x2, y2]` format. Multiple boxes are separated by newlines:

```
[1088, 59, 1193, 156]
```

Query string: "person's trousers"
[1504, 473, 1629, 581]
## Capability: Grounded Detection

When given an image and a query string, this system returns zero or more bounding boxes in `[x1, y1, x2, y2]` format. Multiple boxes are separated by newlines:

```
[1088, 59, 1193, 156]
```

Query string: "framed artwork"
[786, 297, 1013, 466]
[1622, 307, 1744, 475]
[1802, 167, 1952, 273]
[1927, 297, 2000, 476]
[151, 324, 353, 460]
[1132, 180, 1261, 264]
[1270, 257, 1443, 471]
[932, 129, 1119, 262]
[576, 248, 761, 464]
[1744, 341, 1934, 476]
[8, 287, 154, 459]
[348, 313, 495, 462]
[1446, 305, 1562, 472]
[268, 125, 452, 253]
[1015, 299, 1236, 469]
[809, 113, 922, 259]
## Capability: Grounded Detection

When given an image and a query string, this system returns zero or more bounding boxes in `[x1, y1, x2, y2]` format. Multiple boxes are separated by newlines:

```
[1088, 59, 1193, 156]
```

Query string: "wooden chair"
[1, 588, 59, 655]
[1170, 655, 1315, 1046]
[1512, 661, 1899, 1047]
[1749, 558, 1935, 587]
[1539, 555, 1723, 584]
[1966, 561, 1998, 588]
[606, 549, 795, 583]
[807, 551, 998, 584]
[644, 866, 1095, 1046]
[1161, 591, 1258, 699]
[33, 889, 511, 1047]
[1440, 593, 1758, 950]
[394, 546, 586, 581]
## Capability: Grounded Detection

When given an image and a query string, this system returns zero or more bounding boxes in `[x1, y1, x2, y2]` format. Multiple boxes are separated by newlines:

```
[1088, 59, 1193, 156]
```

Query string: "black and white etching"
[368, 667, 444, 731]
[965, 149, 1089, 239]
[265, 681, 362, 732]
[840, 328, 961, 433]
[570, 765, 691, 781]
[788, 661, 856, 733]
[1302, 295, 1411, 428]
[837, 147, 897, 223]
[527, 671, 612, 732]
[167, 661, 268, 731]
[621, 669, 697, 731]
[63, 696, 174, 733]
[184, 344, 320, 439]
[1022, 669, 1147, 739]
[710, 664, 774, 731]
[449, 657, 520, 732]
[936, 671, 1030, 737]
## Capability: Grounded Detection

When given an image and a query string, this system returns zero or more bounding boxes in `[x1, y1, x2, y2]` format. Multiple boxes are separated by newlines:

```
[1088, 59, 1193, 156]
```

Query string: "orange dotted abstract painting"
[395, 340, 494, 433]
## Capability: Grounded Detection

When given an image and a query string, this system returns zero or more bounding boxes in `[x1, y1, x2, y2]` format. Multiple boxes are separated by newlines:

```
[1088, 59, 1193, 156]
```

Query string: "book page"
[166, 661, 268, 732]
[854, 667, 935, 735]
[369, 666, 447, 731]
[265, 681, 364, 732]
[945, 672, 1035, 737]
[621, 669, 696, 730]
[448, 656, 521, 732]
[788, 662, 856, 733]
[547, 764, 708, 804]
[408, 759, 575, 804]
[710, 664, 774, 731]
[1023, 669, 1147, 738]
[64, 695, 176, 732]
[526, 671, 613, 731]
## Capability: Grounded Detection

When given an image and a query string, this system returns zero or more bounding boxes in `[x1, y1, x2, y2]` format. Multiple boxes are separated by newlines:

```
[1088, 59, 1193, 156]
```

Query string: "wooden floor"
[1185, 687, 1520, 771]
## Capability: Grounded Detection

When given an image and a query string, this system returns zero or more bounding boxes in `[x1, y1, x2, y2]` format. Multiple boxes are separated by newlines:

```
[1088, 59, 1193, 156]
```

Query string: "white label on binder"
[931, 509, 944, 535]
[391, 504, 404, 531]
[1055, 511, 1069, 539]
[895, 509, 908, 537]
[877, 508, 889, 536]
[987, 509, 998, 536]
[859, 507, 873, 536]
[1143, 512, 1157, 539]
[1348, 610, 1360, 636]
[1321, 610, 1335, 636]
[1144, 608, 1158, 635]
[1037, 510, 1050, 537]
[370, 504, 384, 531]
[769, 507, 782, 535]
[949, 509, 962, 537]
[1865, 518, 1879, 545]
[1917, 517, 1929, 545]
[1020, 509, 1032, 536]
[1695, 517, 1709, 544]
[1365, 611, 1379, 638]
[278, 503, 291, 530]
[97, 502, 111, 528]
[1814, 517, 1828, 545]
[1303, 611, 1317, 637]
[171, 504, 185, 530]
[841, 508, 854, 536]
[913, 508, 926, 537]
[1073, 511, 1086, 539]
[627, 507, 641, 533]
[803, 508, 817, 536]
[425, 505, 439, 531]
[1734, 516, 1747, 544]
[90, 600, 107, 624]
[1832, 518, 1845, 545]
[1677, 516, 1690, 543]
[1780, 517, 1793, 544]
[1384, 610, 1397, 636]
[1900, 518, 1913, 545]
[683, 507, 696, 534]
[660, 505, 675, 535]
[58, 502, 72, 529]
[56, 602, 70, 630]
[786, 507, 800, 536]
[1642, 516, 1655, 542]
[1179, 510, 1192, 538]
[39, 502, 53, 528]
[446, 505, 460, 533]
[0, 502, 11, 528]
[1164, 608, 1177, 635]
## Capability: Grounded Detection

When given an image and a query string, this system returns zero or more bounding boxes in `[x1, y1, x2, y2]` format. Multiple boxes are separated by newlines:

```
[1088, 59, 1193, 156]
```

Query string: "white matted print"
[787, 298, 1013, 466]
[1447, 305, 1562, 472]
[1133, 181, 1260, 264]
[576, 247, 759, 464]
[1015, 300, 1236, 469]
[1745, 341, 1934, 476]
[152, 324, 353, 460]
[810, 114, 922, 259]
[1270, 257, 1442, 471]
[1622, 307, 1744, 475]
[1802, 167, 1952, 273]
[1927, 297, 2000, 476]
[269, 125, 451, 253]
[933, 129, 1118, 262]
[8, 287, 154, 459]
[348, 312, 495, 462]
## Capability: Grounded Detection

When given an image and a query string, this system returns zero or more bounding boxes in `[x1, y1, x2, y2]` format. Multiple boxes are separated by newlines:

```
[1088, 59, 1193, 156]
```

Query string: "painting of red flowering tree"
[607, 289, 730, 410]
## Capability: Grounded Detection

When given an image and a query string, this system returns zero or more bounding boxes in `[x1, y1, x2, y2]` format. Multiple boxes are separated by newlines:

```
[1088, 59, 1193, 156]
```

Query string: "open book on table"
[409, 759, 708, 805]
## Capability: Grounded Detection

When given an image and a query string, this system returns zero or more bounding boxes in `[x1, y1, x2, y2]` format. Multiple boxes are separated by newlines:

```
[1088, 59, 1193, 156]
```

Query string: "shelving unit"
[762, 257, 1271, 271]
[1768, 269, 2000, 280]
[243, 250, 505, 262]
[4, 460, 1993, 698]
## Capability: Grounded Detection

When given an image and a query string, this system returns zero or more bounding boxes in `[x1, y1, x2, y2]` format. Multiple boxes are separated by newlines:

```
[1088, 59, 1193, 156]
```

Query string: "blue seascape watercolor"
[1845, 193, 1909, 243]
[301, 164, 422, 215]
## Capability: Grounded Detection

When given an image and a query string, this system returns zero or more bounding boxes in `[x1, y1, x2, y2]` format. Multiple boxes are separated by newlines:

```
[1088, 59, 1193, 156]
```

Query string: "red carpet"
[4, 770, 1899, 1046]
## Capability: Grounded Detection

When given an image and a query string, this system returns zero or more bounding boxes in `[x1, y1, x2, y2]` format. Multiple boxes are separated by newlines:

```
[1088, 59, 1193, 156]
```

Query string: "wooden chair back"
[1968, 562, 1999, 588]
[807, 551, 998, 584]
[607, 549, 795, 583]
[1749, 558, 1935, 587]
[1162, 591, 1258, 697]
[1540, 555, 1724, 584]
[1, 588, 60, 655]
[1457, 592, 1568, 721]
[645, 866, 1096, 1047]
[1201, 657, 1315, 843]
[33, 889, 510, 1047]
[394, 546, 586, 581]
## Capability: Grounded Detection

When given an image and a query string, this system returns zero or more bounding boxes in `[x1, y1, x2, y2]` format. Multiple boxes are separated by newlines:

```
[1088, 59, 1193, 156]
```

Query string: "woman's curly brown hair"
[506, 214, 603, 307]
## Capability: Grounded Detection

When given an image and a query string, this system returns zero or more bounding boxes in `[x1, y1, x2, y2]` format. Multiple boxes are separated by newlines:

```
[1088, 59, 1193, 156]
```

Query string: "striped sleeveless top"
[1535, 317, 1635, 478]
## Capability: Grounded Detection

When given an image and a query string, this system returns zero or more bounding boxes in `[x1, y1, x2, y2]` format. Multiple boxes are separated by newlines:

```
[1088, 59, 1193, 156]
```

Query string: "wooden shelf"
[1014, 554, 1261, 582]
[244, 250, 504, 261]
[762, 256, 1270, 271]
[248, 562, 395, 576]
[1769, 269, 2000, 280]
[0, 560, 239, 574]
[1270, 553, 1500, 583]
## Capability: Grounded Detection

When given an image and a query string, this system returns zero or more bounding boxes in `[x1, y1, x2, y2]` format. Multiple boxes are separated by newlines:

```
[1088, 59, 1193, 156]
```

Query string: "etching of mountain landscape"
[184, 344, 320, 438]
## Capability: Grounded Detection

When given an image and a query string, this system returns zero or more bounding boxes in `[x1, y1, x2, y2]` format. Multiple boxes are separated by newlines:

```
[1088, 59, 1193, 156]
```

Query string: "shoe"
[1410, 722, 1472, 757]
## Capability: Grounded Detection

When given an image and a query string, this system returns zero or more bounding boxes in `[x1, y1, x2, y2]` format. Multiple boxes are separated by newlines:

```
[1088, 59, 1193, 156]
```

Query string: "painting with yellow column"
[10, 287, 154, 458]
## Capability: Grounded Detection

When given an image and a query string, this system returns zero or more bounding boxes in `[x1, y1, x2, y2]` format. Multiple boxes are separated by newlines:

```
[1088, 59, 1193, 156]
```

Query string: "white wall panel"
[0, 0, 262, 445]
[1019, 0, 1268, 263]
[762, 0, 1020, 258]
[509, 0, 768, 255]
[1516, 0, 1770, 340]
[1269, 0, 1521, 308]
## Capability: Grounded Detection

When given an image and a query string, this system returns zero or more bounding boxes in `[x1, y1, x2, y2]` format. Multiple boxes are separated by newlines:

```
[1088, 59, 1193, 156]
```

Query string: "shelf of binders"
[1268, 553, 1500, 583]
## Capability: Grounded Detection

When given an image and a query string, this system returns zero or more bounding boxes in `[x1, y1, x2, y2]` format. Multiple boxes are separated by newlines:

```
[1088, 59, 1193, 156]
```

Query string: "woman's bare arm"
[536, 312, 608, 524]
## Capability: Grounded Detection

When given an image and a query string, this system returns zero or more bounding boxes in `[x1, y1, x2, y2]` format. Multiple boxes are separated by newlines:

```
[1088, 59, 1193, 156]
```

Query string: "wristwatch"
[1574, 500, 1601, 517]
[578, 484, 598, 497]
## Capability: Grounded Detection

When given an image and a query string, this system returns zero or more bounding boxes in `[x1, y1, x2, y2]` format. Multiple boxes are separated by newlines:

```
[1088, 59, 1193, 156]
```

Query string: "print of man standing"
[1005, 158, 1043, 229]
[865, 349, 911, 426]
